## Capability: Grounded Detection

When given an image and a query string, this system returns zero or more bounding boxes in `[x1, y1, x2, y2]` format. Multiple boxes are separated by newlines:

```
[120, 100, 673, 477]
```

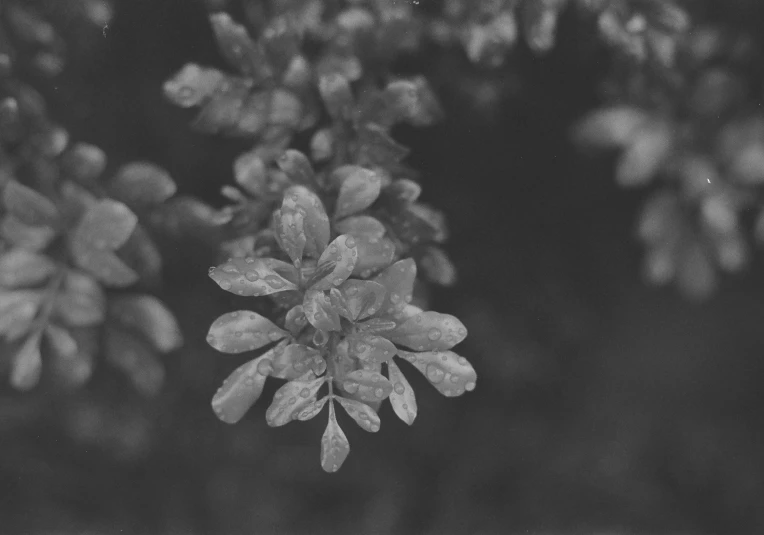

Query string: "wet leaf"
[207, 310, 288, 354]
[396, 350, 476, 397]
[284, 305, 308, 335]
[282, 186, 330, 258]
[303, 289, 341, 332]
[73, 199, 138, 250]
[389, 310, 467, 351]
[1, 215, 57, 251]
[210, 13, 267, 78]
[346, 333, 396, 366]
[271, 343, 326, 380]
[0, 291, 42, 340]
[310, 234, 359, 290]
[318, 73, 353, 120]
[418, 246, 457, 286]
[387, 179, 421, 203]
[338, 280, 386, 320]
[211, 353, 273, 424]
[0, 249, 57, 288]
[52, 270, 106, 327]
[357, 124, 410, 167]
[341, 369, 393, 403]
[109, 294, 182, 353]
[10, 333, 42, 390]
[277, 150, 314, 185]
[335, 215, 385, 241]
[193, 77, 251, 134]
[296, 395, 329, 421]
[373, 258, 416, 318]
[266, 373, 326, 426]
[333, 166, 382, 219]
[209, 257, 298, 296]
[233, 150, 268, 197]
[71, 246, 139, 288]
[269, 88, 303, 129]
[105, 326, 164, 397]
[163, 63, 225, 108]
[109, 162, 177, 208]
[321, 401, 350, 472]
[336, 396, 380, 432]
[274, 206, 306, 266]
[3, 180, 59, 228]
[386, 359, 417, 425]
[351, 235, 395, 276]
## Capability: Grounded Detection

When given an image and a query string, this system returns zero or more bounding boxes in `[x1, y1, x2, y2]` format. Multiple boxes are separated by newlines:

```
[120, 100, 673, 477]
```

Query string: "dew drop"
[450, 375, 459, 384]
[245, 271, 259, 281]
[245, 257, 255, 264]
[428, 328, 442, 341]
[347, 286, 358, 296]
[425, 364, 445, 383]
[299, 388, 311, 398]
[393, 382, 405, 395]
[219, 280, 232, 290]
[222, 264, 238, 274]
[465, 381, 476, 391]
[234, 331, 243, 338]
[374, 388, 384, 398]
[345, 236, 356, 248]
[457, 357, 468, 366]
[343, 382, 359, 394]
[288, 397, 297, 405]
[256, 360, 273, 375]
[268, 330, 283, 341]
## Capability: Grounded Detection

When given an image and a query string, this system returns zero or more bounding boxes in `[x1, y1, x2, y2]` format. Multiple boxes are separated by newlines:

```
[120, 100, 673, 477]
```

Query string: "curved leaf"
[109, 294, 183, 353]
[3, 180, 59, 228]
[352, 235, 395, 277]
[0, 249, 56, 288]
[209, 13, 266, 78]
[388, 311, 468, 351]
[209, 257, 298, 296]
[1, 214, 56, 251]
[335, 215, 386, 240]
[207, 311, 288, 354]
[105, 326, 164, 397]
[333, 167, 382, 219]
[373, 258, 416, 318]
[336, 396, 380, 432]
[418, 245, 457, 286]
[163, 63, 224, 108]
[271, 343, 326, 380]
[396, 350, 476, 397]
[52, 270, 105, 327]
[74, 199, 137, 250]
[71, 245, 139, 288]
[266, 373, 326, 427]
[310, 234, 359, 290]
[274, 206, 306, 266]
[0, 291, 42, 340]
[233, 150, 268, 196]
[321, 401, 350, 472]
[338, 279, 386, 321]
[211, 353, 273, 424]
[302, 290, 341, 332]
[341, 369, 393, 403]
[296, 395, 329, 421]
[277, 150, 314, 185]
[46, 325, 94, 388]
[386, 359, 417, 425]
[109, 162, 177, 208]
[284, 304, 308, 335]
[282, 186, 330, 258]
[318, 73, 353, 121]
[10, 333, 42, 390]
[346, 333, 396, 366]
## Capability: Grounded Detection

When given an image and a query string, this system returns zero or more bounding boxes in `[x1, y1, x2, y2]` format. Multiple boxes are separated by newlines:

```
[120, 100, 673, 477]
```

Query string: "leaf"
[418, 246, 457, 286]
[318, 73, 353, 120]
[233, 151, 268, 197]
[211, 353, 273, 424]
[61, 143, 107, 185]
[274, 206, 306, 266]
[10, 333, 42, 390]
[209, 257, 298, 296]
[209, 13, 267, 78]
[335, 215, 385, 241]
[333, 167, 382, 219]
[105, 326, 165, 397]
[310, 234, 359, 290]
[616, 120, 673, 187]
[574, 106, 649, 148]
[277, 150, 314, 185]
[522, 0, 562, 52]
[386, 360, 417, 425]
[193, 76, 252, 134]
[109, 294, 182, 353]
[71, 245, 139, 288]
[311, 128, 334, 161]
[1, 214, 57, 251]
[356, 317, 397, 333]
[268, 88, 302, 129]
[270, 343, 326, 380]
[341, 369, 393, 403]
[296, 395, 329, 421]
[352, 235, 395, 277]
[163, 63, 225, 108]
[373, 258, 416, 318]
[389, 311, 468, 351]
[207, 310, 288, 354]
[337, 280, 386, 321]
[357, 124, 410, 167]
[2, 180, 59, 228]
[284, 305, 308, 335]
[302, 290, 341, 332]
[265, 373, 326, 426]
[0, 249, 56, 287]
[52, 270, 106, 327]
[109, 162, 177, 208]
[396, 350, 476, 397]
[282, 186, 330, 258]
[0, 290, 42, 340]
[346, 333, 396, 366]
[335, 396, 381, 432]
[74, 199, 138, 250]
[117, 225, 163, 283]
[46, 325, 94, 388]
[392, 203, 448, 244]
[321, 401, 350, 472]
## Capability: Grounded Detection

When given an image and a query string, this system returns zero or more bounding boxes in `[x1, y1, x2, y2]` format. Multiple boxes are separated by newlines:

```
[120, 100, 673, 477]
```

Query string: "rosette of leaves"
[0, 154, 182, 393]
[206, 186, 476, 472]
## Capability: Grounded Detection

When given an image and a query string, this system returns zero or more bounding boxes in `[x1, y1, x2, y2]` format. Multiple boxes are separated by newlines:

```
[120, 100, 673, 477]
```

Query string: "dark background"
[3, 1, 764, 533]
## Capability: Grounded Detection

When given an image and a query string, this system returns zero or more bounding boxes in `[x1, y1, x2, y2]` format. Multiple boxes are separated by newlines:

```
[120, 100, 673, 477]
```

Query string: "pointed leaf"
[1, 214, 56, 251]
[389, 311, 467, 351]
[387, 360, 417, 425]
[71, 246, 139, 288]
[105, 326, 164, 397]
[321, 401, 350, 472]
[341, 369, 393, 403]
[109, 162, 177, 208]
[211, 353, 273, 424]
[346, 333, 396, 366]
[209, 257, 297, 296]
[352, 235, 395, 276]
[302, 289, 341, 332]
[3, 180, 59, 228]
[0, 291, 42, 340]
[210, 13, 267, 78]
[207, 310, 288, 354]
[74, 199, 137, 250]
[310, 234, 359, 290]
[282, 185, 330, 258]
[274, 205, 306, 266]
[109, 294, 183, 353]
[10, 333, 42, 390]
[52, 270, 106, 327]
[0, 249, 56, 288]
[336, 396, 381, 432]
[296, 395, 329, 421]
[266, 373, 326, 426]
[338, 279, 386, 321]
[333, 167, 382, 219]
[271, 343, 326, 380]
[396, 350, 476, 397]
[335, 215, 386, 240]
[373, 258, 416, 318]
[163, 63, 225, 108]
